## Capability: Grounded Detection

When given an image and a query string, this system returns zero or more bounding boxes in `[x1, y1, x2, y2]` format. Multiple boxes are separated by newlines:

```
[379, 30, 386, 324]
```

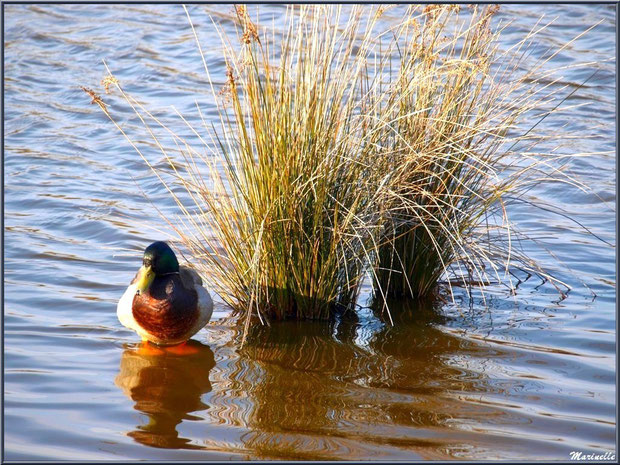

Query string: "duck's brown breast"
[132, 275, 198, 340]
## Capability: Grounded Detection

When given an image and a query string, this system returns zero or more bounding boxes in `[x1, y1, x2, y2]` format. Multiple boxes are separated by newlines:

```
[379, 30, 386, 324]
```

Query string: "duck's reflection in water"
[115, 340, 215, 449]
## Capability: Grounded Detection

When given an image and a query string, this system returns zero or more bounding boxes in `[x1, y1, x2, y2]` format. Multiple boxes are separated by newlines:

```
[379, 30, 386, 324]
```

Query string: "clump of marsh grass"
[185, 5, 389, 323]
[371, 4, 602, 302]
[92, 5, 398, 331]
[87, 4, 606, 334]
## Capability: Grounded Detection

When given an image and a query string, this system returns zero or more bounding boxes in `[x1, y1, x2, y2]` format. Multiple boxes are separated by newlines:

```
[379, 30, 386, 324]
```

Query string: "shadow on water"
[115, 340, 215, 450]
[227, 299, 508, 459]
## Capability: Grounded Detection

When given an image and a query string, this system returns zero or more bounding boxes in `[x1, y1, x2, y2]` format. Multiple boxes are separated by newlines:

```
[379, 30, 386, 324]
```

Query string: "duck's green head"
[136, 241, 179, 293]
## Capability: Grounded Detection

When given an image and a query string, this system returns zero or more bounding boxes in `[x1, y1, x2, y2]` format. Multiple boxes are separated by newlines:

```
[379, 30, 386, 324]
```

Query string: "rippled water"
[4, 4, 616, 461]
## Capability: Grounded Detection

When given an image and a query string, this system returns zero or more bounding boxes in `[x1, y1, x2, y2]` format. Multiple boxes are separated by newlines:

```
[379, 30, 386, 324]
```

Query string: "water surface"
[3, 4, 616, 461]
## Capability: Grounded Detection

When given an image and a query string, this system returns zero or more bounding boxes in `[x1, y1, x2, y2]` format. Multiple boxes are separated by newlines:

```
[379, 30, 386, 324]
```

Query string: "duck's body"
[117, 241, 213, 346]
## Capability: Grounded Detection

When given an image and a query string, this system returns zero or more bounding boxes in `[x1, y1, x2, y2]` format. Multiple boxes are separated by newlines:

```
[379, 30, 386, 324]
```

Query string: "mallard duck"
[117, 241, 213, 346]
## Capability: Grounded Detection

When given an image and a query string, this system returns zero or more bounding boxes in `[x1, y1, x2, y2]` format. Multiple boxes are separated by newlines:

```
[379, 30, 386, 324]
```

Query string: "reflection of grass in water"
[115, 340, 215, 449]
[88, 5, 604, 329]
[233, 305, 509, 460]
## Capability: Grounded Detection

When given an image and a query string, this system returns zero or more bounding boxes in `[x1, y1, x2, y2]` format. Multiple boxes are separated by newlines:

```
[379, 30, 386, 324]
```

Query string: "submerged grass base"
[376, 226, 447, 299]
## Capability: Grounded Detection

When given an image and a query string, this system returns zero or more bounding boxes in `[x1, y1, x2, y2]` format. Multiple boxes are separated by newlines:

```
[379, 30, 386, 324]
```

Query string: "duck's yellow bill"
[136, 265, 155, 293]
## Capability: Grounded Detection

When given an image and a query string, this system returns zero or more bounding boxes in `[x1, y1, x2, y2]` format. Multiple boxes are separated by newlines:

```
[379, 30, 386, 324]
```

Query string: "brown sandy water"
[3, 4, 616, 461]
